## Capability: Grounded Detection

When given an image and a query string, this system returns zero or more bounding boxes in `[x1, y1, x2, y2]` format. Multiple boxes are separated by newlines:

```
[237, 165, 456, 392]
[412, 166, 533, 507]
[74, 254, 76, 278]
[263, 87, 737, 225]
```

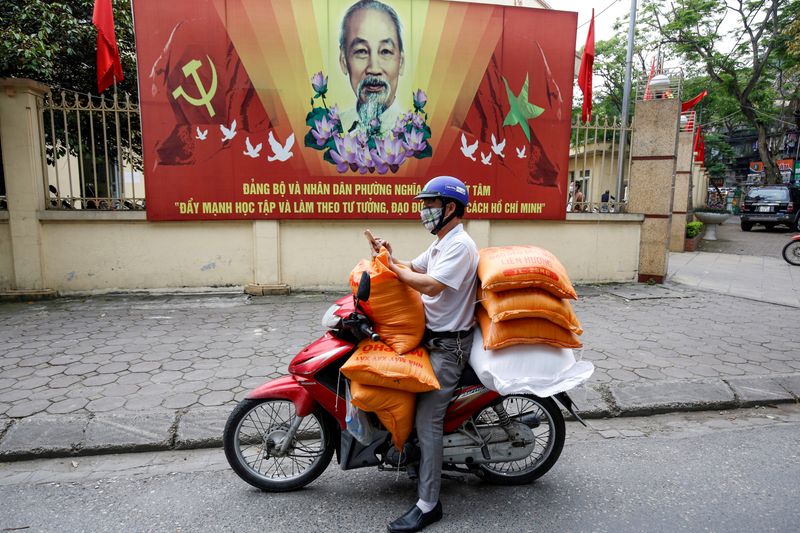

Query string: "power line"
[577, 0, 622, 29]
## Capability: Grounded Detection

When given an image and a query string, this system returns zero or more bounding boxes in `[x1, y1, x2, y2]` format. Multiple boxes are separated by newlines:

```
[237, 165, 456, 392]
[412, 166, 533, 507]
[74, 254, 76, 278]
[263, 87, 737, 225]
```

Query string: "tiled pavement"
[1, 283, 799, 460]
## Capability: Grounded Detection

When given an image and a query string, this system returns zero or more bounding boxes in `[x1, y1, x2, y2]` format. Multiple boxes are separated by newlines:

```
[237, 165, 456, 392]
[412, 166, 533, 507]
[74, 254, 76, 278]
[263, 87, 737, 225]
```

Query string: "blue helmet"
[414, 176, 469, 207]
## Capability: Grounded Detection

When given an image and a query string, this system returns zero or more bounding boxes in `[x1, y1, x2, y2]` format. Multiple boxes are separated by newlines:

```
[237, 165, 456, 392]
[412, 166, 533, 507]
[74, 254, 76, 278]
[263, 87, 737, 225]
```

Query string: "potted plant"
[684, 221, 704, 251]
[693, 207, 729, 241]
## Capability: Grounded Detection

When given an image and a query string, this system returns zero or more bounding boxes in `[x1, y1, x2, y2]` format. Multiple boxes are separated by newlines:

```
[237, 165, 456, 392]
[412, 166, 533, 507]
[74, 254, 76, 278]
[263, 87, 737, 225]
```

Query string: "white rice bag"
[469, 328, 594, 396]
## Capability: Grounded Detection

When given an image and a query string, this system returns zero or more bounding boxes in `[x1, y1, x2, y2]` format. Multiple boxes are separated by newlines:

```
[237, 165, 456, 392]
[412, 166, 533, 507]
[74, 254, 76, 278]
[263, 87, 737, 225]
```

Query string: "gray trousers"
[415, 332, 473, 502]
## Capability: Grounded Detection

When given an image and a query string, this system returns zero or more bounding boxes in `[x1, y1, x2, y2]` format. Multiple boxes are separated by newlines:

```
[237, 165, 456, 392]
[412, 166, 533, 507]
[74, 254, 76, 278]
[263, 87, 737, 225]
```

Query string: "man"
[339, 0, 405, 136]
[369, 176, 479, 532]
[572, 181, 585, 212]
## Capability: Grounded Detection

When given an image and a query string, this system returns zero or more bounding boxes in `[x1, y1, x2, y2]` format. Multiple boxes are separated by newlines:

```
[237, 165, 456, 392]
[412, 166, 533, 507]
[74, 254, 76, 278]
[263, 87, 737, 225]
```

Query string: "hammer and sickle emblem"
[171, 56, 218, 117]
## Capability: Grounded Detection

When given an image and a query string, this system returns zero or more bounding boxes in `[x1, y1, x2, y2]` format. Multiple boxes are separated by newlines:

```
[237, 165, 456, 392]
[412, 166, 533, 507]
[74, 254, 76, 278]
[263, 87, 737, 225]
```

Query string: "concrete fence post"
[626, 98, 681, 282]
[0, 78, 53, 293]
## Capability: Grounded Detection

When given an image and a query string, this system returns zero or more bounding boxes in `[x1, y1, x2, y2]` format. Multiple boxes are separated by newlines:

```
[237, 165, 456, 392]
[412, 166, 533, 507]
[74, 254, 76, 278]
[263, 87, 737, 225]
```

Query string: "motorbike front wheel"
[223, 398, 334, 492]
[783, 241, 800, 266]
[474, 394, 565, 485]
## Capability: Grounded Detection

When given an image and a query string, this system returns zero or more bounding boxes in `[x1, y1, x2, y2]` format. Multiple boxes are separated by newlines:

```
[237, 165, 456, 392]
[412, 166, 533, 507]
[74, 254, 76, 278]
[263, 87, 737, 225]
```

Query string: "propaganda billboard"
[132, 0, 577, 220]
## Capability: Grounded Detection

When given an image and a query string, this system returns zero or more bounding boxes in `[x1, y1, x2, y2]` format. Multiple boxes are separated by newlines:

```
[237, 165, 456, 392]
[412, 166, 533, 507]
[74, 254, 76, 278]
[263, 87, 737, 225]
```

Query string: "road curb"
[1, 377, 798, 462]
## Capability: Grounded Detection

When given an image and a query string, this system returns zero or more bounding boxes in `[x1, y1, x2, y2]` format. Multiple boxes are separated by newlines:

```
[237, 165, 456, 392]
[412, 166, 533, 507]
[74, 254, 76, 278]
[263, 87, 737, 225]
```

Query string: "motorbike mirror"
[356, 271, 371, 302]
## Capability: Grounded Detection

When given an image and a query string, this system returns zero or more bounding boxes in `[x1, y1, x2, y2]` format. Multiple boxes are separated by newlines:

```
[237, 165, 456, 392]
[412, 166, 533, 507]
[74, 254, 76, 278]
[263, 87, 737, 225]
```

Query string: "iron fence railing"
[635, 67, 683, 102]
[568, 114, 635, 214]
[38, 88, 144, 211]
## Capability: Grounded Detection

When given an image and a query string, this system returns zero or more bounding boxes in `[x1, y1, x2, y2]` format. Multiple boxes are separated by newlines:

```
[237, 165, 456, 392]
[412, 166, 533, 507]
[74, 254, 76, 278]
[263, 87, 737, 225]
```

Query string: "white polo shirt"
[410, 224, 479, 332]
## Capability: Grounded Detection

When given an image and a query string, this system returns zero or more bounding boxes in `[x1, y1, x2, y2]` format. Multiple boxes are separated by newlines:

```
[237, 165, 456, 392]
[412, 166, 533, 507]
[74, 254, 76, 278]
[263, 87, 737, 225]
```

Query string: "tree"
[1, 1, 141, 204]
[0, 0, 138, 99]
[640, 0, 794, 184]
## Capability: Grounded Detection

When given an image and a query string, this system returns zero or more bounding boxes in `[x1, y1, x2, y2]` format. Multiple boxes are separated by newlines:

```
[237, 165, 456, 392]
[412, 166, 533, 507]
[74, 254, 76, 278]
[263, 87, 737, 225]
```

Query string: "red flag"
[93, 0, 124, 93]
[681, 90, 708, 113]
[694, 126, 705, 163]
[577, 9, 595, 123]
[643, 59, 656, 101]
[536, 42, 563, 120]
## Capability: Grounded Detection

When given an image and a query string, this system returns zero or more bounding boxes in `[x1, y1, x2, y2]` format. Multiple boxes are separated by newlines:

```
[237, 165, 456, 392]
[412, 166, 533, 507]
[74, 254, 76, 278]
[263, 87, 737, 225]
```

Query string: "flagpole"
[616, 0, 638, 205]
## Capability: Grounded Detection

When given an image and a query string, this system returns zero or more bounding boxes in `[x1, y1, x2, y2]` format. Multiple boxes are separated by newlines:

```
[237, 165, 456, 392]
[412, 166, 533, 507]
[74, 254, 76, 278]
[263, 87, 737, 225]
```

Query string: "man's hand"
[365, 229, 392, 257]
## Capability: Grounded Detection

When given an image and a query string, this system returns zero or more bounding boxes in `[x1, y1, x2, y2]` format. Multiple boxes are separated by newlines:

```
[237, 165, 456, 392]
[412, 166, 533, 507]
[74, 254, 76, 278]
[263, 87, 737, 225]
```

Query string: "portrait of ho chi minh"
[337, 0, 405, 136]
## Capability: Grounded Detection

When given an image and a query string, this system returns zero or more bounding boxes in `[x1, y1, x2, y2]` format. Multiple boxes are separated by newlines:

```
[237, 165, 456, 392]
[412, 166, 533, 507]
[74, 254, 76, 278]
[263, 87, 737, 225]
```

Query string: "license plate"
[758, 206, 772, 212]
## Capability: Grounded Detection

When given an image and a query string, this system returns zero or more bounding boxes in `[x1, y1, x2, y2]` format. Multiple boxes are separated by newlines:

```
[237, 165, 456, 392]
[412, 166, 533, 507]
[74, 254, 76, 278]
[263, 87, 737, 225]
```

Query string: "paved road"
[2, 406, 798, 532]
[697, 215, 796, 258]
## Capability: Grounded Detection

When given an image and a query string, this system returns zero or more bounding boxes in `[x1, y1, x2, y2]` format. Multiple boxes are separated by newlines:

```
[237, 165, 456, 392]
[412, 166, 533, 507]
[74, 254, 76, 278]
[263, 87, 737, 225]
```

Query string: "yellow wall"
[39, 218, 254, 292]
[26, 213, 641, 293]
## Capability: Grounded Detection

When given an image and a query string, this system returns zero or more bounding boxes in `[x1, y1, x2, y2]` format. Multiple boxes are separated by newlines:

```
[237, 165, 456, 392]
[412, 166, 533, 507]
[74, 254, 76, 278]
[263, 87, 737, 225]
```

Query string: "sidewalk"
[668, 216, 800, 307]
[1, 281, 799, 461]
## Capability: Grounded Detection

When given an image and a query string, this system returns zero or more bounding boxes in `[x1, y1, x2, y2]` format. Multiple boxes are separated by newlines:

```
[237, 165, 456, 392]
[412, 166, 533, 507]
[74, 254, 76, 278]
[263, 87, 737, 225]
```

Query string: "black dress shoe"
[387, 502, 443, 533]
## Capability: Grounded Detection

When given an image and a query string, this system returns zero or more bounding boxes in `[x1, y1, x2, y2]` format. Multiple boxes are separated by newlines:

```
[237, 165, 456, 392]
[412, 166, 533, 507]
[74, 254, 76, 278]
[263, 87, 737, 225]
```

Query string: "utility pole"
[616, 0, 638, 204]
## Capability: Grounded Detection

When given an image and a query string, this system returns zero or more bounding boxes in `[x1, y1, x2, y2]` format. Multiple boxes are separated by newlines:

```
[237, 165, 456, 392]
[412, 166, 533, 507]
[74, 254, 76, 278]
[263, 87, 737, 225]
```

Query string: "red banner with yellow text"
[133, 0, 577, 220]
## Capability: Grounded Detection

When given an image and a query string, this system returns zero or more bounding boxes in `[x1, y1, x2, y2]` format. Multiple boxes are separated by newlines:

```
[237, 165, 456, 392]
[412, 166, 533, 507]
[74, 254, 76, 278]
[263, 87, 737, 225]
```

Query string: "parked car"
[740, 185, 800, 231]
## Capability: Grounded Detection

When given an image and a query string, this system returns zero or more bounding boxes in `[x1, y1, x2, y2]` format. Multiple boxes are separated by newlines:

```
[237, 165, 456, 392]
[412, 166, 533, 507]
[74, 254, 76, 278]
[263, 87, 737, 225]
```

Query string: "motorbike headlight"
[321, 303, 343, 329]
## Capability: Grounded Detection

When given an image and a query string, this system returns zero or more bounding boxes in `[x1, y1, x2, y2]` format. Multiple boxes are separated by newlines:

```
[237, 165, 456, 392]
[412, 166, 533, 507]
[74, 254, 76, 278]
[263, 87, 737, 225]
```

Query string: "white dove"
[267, 131, 295, 162]
[220, 120, 237, 141]
[491, 134, 506, 157]
[243, 137, 262, 158]
[480, 151, 492, 166]
[516, 145, 527, 158]
[460, 133, 479, 161]
[195, 127, 208, 140]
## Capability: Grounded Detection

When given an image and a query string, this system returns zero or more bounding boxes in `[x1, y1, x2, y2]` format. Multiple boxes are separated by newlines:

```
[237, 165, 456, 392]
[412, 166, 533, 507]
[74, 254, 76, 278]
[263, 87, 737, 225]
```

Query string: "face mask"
[420, 207, 442, 233]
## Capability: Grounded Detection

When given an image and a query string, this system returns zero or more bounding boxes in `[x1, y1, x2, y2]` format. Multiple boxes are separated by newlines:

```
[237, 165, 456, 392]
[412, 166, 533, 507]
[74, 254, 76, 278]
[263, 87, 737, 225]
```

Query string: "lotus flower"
[375, 136, 407, 172]
[329, 146, 350, 173]
[328, 104, 340, 124]
[413, 89, 427, 111]
[403, 128, 426, 155]
[411, 113, 424, 130]
[311, 71, 328, 96]
[312, 115, 335, 146]
[334, 134, 359, 165]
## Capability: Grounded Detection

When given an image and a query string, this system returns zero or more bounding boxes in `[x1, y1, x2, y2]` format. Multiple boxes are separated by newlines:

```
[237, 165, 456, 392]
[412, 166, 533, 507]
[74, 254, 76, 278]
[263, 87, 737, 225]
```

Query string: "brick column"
[0, 78, 52, 292]
[627, 98, 681, 283]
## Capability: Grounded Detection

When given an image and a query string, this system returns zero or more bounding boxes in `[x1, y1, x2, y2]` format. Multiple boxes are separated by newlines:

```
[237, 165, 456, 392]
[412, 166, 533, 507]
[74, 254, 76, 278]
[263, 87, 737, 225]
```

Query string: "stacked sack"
[476, 245, 583, 350]
[345, 249, 440, 448]
[341, 340, 439, 449]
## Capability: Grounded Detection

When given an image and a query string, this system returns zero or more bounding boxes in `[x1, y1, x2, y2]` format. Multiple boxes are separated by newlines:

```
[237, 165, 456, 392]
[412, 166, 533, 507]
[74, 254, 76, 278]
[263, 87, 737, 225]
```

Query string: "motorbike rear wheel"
[783, 241, 800, 266]
[223, 398, 334, 492]
[474, 395, 565, 485]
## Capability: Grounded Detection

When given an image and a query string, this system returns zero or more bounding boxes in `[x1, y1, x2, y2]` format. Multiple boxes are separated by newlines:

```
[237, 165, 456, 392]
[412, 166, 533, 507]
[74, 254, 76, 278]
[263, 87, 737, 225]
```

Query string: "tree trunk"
[742, 105, 782, 184]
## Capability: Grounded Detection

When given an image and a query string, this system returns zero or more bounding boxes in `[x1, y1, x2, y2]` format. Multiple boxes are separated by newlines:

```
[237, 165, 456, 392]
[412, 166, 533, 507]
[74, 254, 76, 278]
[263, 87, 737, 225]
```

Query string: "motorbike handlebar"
[359, 322, 380, 342]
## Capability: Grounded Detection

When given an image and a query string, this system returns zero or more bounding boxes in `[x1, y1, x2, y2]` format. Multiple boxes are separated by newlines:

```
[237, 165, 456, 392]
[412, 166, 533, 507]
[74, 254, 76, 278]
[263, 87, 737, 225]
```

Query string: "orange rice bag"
[349, 249, 425, 354]
[478, 246, 577, 299]
[479, 287, 583, 335]
[341, 340, 440, 393]
[349, 381, 416, 449]
[476, 306, 582, 350]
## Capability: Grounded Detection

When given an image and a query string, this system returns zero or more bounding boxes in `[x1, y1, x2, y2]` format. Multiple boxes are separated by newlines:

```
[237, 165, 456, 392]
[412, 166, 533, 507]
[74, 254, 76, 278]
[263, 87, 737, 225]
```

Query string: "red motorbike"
[783, 234, 800, 266]
[223, 273, 585, 492]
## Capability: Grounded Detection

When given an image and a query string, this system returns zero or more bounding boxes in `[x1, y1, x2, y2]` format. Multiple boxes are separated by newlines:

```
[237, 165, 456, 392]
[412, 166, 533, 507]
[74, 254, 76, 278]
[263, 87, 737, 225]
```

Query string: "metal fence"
[38, 88, 144, 210]
[568, 114, 635, 214]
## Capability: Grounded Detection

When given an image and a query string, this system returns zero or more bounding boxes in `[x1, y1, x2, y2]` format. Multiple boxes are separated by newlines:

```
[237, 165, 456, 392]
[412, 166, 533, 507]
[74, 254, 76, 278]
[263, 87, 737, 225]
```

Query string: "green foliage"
[638, 0, 793, 184]
[685, 221, 704, 238]
[0, 0, 138, 99]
